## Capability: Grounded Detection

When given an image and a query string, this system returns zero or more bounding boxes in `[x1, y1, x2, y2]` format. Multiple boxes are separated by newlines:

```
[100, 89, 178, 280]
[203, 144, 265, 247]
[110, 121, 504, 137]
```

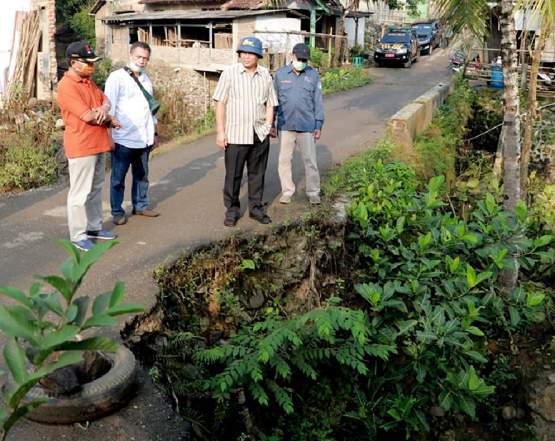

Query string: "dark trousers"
[110, 143, 151, 216]
[224, 134, 270, 217]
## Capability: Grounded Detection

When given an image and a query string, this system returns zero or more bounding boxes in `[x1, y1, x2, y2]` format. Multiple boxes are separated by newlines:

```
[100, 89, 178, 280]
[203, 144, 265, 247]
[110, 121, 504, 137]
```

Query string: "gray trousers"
[67, 153, 105, 242]
[278, 130, 320, 198]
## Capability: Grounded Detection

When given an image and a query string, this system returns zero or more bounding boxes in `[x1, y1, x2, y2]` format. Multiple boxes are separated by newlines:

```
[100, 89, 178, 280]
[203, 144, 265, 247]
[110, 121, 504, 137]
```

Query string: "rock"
[502, 405, 517, 420]
[529, 379, 555, 422]
[247, 291, 265, 309]
[429, 406, 445, 417]
[548, 373, 555, 384]
[439, 430, 456, 441]
[55, 118, 65, 129]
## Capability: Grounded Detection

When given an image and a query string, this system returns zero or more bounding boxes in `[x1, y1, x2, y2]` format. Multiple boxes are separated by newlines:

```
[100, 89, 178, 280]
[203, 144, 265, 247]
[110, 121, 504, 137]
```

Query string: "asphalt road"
[1, 53, 451, 304]
[0, 51, 451, 441]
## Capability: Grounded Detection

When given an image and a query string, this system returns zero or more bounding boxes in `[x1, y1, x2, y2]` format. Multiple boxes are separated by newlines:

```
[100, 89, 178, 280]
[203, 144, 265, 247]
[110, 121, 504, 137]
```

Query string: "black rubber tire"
[22, 346, 138, 424]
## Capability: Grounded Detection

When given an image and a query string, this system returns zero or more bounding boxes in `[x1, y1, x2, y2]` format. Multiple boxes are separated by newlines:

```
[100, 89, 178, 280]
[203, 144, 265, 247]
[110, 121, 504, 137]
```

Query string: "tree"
[520, 0, 555, 199]
[435, 0, 522, 291]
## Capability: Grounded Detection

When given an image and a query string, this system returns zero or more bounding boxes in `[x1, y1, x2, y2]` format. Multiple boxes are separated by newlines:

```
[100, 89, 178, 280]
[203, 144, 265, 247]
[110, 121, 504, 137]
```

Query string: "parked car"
[411, 21, 441, 55]
[373, 28, 420, 68]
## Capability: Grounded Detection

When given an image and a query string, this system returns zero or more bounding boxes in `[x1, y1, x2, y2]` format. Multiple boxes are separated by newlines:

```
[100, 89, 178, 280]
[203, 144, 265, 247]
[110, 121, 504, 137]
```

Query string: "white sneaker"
[279, 194, 292, 204]
[308, 195, 321, 205]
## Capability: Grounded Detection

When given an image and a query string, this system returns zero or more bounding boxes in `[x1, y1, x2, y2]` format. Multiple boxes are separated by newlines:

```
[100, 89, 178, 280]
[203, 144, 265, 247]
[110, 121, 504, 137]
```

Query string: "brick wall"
[32, 0, 57, 98]
[109, 42, 234, 66]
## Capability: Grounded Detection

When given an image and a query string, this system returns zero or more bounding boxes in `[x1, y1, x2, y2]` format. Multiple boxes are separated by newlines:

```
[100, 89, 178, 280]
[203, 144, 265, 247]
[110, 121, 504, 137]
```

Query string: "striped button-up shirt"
[213, 63, 278, 145]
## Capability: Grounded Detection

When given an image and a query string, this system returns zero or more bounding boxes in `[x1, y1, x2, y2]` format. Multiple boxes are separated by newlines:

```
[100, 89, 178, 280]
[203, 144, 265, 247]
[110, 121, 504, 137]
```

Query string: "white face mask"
[292, 61, 307, 71]
[128, 61, 145, 74]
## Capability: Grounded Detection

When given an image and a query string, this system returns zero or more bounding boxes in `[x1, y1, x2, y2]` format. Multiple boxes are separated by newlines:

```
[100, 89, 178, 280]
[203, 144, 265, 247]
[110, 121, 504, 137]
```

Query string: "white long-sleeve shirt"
[104, 68, 156, 149]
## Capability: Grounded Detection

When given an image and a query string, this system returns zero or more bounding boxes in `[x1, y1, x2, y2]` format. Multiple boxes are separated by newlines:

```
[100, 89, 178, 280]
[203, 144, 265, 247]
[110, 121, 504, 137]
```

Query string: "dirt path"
[0, 52, 451, 441]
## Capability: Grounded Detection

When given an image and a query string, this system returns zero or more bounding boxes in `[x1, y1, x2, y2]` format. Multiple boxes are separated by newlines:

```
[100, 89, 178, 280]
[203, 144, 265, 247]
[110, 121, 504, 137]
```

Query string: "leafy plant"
[309, 47, 325, 69]
[0, 240, 144, 439]
[320, 67, 371, 95]
[92, 58, 115, 90]
[143, 146, 554, 440]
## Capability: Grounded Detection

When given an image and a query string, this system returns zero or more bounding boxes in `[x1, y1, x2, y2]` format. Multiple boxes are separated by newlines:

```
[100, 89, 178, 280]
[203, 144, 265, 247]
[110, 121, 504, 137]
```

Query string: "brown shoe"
[132, 208, 160, 217]
[112, 214, 128, 225]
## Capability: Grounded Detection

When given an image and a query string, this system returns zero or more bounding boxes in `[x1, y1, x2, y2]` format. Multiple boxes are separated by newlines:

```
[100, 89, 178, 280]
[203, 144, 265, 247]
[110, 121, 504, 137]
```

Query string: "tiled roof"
[221, 0, 263, 9]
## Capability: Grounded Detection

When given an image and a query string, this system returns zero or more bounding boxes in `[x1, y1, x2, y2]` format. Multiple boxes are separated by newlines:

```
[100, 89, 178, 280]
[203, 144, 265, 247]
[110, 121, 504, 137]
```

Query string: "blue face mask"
[292, 61, 307, 71]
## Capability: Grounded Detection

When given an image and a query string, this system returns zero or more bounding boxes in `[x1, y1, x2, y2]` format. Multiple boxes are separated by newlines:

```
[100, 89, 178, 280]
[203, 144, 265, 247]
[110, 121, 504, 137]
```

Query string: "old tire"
[24, 346, 138, 424]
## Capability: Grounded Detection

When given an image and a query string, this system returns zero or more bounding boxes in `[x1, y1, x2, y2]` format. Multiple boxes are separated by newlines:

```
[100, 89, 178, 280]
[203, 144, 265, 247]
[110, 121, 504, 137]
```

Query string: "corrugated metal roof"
[102, 9, 288, 22]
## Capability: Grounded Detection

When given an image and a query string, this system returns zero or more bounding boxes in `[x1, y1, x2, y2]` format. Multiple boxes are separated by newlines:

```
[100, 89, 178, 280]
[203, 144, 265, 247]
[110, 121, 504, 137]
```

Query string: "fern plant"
[194, 304, 396, 415]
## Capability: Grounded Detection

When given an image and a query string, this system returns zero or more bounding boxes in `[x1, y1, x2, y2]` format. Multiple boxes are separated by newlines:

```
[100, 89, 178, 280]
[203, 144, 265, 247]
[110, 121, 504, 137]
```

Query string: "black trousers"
[223, 133, 270, 217]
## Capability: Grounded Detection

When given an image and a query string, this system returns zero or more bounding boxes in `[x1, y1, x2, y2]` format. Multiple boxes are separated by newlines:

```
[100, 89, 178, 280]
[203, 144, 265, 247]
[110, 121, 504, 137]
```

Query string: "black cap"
[292, 43, 309, 60]
[66, 41, 101, 62]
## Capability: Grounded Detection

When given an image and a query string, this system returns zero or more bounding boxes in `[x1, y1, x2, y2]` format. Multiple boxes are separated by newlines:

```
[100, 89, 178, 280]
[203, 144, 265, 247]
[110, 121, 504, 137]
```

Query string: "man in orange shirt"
[57, 41, 121, 251]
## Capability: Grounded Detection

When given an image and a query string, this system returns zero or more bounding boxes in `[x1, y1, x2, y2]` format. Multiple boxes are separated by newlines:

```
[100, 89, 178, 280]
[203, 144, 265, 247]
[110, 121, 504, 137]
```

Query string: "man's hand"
[216, 132, 228, 150]
[314, 129, 321, 140]
[93, 106, 109, 125]
[110, 117, 122, 129]
[270, 127, 278, 138]
[152, 134, 160, 150]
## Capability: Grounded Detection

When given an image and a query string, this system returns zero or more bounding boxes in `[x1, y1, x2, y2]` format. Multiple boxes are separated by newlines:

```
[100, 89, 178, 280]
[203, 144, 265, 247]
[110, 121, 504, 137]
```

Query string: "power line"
[463, 101, 555, 142]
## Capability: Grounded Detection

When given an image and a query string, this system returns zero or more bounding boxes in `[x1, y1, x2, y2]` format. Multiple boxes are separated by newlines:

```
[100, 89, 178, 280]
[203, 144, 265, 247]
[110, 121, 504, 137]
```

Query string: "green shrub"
[146, 148, 554, 440]
[320, 67, 371, 95]
[405, 76, 474, 184]
[309, 47, 325, 69]
[92, 58, 115, 90]
[0, 111, 59, 192]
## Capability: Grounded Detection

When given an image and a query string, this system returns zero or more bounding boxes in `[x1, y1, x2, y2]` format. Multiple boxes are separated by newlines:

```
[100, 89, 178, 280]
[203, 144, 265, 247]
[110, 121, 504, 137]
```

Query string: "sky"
[0, 0, 32, 93]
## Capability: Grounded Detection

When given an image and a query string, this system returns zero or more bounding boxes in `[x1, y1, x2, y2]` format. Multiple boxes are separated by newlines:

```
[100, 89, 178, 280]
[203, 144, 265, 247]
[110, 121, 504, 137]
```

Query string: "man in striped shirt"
[213, 36, 278, 227]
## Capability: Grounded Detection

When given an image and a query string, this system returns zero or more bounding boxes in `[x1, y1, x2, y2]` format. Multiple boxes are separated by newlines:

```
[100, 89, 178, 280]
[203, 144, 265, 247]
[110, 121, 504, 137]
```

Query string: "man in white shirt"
[105, 41, 160, 226]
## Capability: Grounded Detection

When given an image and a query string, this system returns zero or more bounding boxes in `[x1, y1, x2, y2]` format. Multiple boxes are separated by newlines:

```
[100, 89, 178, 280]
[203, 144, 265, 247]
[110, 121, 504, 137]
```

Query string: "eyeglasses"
[75, 59, 94, 66]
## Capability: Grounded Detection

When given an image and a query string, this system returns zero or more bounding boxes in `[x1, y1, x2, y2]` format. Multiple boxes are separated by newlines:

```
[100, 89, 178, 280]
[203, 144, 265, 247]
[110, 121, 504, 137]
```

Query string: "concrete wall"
[345, 17, 366, 48]
[388, 81, 453, 153]
[233, 16, 257, 52]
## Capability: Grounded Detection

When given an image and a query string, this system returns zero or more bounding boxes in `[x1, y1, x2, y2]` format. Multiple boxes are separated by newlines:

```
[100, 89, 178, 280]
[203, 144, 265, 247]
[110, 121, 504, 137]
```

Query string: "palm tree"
[519, 0, 555, 199]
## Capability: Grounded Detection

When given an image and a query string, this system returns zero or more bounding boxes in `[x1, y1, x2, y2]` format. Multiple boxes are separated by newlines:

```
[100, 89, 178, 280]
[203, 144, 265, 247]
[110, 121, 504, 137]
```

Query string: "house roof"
[102, 8, 290, 22]
[91, 0, 107, 14]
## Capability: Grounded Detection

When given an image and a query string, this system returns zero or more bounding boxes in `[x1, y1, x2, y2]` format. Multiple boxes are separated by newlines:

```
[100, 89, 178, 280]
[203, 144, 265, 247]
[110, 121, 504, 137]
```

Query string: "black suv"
[373, 28, 420, 68]
[411, 21, 440, 55]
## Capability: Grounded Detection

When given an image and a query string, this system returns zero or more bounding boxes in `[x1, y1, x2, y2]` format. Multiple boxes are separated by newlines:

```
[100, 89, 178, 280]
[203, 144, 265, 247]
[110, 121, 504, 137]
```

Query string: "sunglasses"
[75, 59, 94, 66]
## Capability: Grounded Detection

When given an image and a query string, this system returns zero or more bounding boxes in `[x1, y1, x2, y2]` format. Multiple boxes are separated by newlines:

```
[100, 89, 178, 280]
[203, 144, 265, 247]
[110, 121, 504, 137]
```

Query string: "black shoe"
[224, 214, 238, 227]
[249, 213, 272, 224]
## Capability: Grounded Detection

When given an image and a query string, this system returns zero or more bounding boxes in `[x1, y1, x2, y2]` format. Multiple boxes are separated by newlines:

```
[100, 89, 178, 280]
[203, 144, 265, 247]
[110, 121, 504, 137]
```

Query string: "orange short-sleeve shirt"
[56, 71, 111, 159]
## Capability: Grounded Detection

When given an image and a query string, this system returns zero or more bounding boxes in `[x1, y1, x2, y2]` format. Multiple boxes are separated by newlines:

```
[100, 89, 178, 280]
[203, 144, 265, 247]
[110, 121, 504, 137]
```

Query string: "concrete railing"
[388, 81, 454, 152]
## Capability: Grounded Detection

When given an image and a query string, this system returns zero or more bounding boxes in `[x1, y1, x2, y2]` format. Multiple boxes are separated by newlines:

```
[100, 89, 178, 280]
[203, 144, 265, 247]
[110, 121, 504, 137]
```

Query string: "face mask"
[73, 61, 94, 77]
[128, 61, 145, 74]
[292, 61, 307, 71]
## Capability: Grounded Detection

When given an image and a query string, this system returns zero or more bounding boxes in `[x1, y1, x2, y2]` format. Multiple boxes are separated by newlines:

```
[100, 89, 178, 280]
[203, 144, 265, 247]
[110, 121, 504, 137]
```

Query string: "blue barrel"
[491, 65, 504, 89]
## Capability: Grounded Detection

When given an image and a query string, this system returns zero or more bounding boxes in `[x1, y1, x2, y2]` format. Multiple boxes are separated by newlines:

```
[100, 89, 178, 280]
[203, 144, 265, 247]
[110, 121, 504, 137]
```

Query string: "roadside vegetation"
[320, 67, 371, 95]
[0, 90, 60, 192]
[125, 77, 554, 441]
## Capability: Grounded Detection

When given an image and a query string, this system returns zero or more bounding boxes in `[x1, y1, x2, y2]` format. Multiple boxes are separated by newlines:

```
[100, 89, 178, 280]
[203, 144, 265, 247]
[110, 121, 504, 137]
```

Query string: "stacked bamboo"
[9, 10, 41, 99]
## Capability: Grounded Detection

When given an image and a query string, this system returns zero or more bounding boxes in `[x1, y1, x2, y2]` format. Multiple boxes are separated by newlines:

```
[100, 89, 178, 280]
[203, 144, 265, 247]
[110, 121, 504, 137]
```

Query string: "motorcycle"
[449, 50, 465, 72]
